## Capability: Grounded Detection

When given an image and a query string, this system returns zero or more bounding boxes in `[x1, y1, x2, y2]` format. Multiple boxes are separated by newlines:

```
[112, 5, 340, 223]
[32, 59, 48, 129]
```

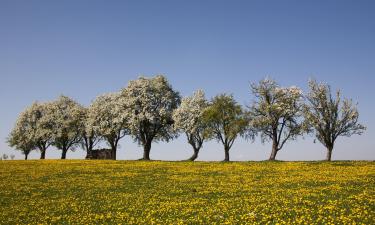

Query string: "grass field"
[0, 160, 374, 224]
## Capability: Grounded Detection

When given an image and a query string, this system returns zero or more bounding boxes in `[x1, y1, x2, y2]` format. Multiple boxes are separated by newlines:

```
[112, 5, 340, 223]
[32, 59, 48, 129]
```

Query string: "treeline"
[8, 75, 365, 161]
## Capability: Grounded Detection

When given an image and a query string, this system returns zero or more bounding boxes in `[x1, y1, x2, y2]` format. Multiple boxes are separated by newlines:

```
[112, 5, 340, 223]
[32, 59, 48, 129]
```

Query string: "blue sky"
[0, 0, 374, 160]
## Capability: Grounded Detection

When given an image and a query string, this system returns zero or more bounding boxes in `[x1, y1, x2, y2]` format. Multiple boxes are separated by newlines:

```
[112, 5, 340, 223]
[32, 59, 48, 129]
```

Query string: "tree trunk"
[108, 141, 117, 160]
[188, 148, 199, 161]
[223, 147, 230, 162]
[269, 137, 278, 161]
[61, 148, 67, 159]
[326, 146, 333, 161]
[40, 149, 46, 159]
[25, 153, 28, 160]
[112, 147, 117, 160]
[142, 141, 152, 160]
[85, 149, 91, 159]
[269, 146, 278, 160]
[85, 139, 93, 159]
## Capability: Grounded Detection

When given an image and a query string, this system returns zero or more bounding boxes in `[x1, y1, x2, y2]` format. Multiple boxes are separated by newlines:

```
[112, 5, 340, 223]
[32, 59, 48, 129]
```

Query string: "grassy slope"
[0, 160, 374, 224]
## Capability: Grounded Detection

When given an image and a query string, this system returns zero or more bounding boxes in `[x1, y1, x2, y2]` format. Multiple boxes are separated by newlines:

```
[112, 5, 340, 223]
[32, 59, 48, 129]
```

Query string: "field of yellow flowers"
[0, 160, 374, 224]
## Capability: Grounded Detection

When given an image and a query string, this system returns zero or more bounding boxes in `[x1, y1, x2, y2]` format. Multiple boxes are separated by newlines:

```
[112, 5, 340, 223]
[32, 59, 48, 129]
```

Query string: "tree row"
[8, 75, 366, 161]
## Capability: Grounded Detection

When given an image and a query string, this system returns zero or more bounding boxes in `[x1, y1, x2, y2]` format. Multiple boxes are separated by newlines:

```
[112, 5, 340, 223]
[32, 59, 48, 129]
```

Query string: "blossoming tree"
[250, 79, 307, 160]
[86, 92, 129, 160]
[203, 94, 249, 162]
[173, 90, 211, 161]
[81, 106, 101, 158]
[304, 80, 366, 161]
[49, 96, 86, 159]
[121, 75, 180, 160]
[8, 102, 54, 159]
[8, 107, 37, 160]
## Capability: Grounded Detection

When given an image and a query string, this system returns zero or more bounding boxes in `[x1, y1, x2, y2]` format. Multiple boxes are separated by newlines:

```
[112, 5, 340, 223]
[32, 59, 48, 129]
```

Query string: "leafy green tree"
[304, 80, 366, 161]
[250, 78, 307, 160]
[204, 94, 249, 162]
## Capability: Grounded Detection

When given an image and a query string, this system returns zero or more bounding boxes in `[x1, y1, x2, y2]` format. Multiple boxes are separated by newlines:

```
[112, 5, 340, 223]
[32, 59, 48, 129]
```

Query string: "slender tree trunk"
[40, 149, 46, 159]
[269, 134, 278, 160]
[113, 148, 117, 160]
[326, 146, 333, 161]
[269, 145, 278, 160]
[85, 149, 91, 159]
[224, 147, 230, 162]
[61, 148, 68, 159]
[112, 147, 117, 160]
[84, 138, 91, 159]
[142, 140, 152, 160]
[25, 153, 28, 160]
[110, 142, 117, 160]
[188, 148, 199, 161]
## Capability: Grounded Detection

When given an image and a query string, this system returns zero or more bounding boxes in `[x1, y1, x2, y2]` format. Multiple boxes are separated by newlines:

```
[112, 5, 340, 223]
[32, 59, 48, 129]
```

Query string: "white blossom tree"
[8, 126, 36, 160]
[81, 106, 101, 158]
[8, 137, 34, 160]
[121, 75, 180, 160]
[49, 96, 86, 159]
[86, 92, 129, 160]
[173, 90, 211, 161]
[8, 108, 37, 160]
[250, 78, 307, 160]
[304, 80, 366, 161]
[203, 94, 249, 162]
[8, 102, 54, 159]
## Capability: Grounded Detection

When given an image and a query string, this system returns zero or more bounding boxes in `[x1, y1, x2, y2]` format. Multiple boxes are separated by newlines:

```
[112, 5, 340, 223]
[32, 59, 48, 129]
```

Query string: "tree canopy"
[304, 80, 366, 161]
[250, 78, 307, 160]
[121, 75, 181, 160]
[86, 92, 129, 160]
[49, 96, 86, 159]
[173, 90, 211, 161]
[8, 101, 53, 159]
[203, 94, 249, 161]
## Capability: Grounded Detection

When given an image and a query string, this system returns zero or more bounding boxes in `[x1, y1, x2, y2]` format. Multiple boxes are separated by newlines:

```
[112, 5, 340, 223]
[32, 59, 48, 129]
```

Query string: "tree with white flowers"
[250, 78, 307, 160]
[81, 107, 101, 158]
[203, 94, 249, 162]
[304, 80, 366, 161]
[8, 102, 54, 159]
[8, 106, 37, 160]
[8, 123, 36, 160]
[49, 96, 86, 159]
[86, 92, 129, 160]
[173, 90, 211, 161]
[121, 75, 180, 160]
[8, 136, 34, 160]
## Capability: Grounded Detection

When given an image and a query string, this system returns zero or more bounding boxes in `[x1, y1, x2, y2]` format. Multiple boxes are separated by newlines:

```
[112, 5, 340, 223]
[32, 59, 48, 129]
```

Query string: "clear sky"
[0, 0, 374, 161]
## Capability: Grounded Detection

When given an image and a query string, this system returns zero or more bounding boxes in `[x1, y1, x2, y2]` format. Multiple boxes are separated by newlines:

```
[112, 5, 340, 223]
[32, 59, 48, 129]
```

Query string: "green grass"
[0, 160, 374, 224]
